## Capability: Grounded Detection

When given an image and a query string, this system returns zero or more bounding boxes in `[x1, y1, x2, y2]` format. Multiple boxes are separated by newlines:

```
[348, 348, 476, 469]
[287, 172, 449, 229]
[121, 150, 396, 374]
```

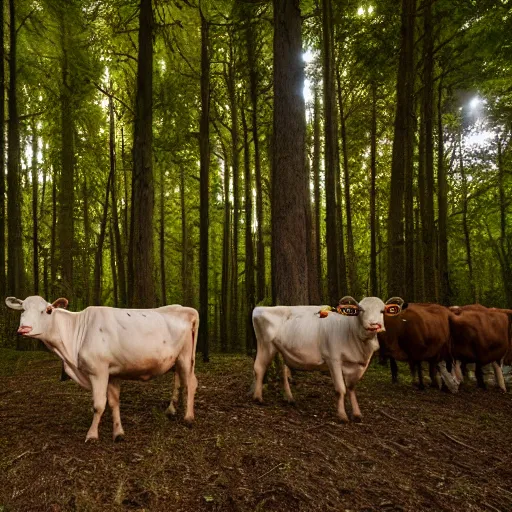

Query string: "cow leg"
[454, 360, 463, 384]
[492, 361, 507, 393]
[86, 371, 109, 442]
[475, 363, 486, 390]
[429, 361, 441, 389]
[437, 361, 459, 393]
[165, 371, 181, 418]
[347, 387, 362, 422]
[107, 379, 124, 442]
[176, 357, 197, 426]
[327, 360, 349, 423]
[282, 365, 295, 404]
[253, 345, 276, 404]
[390, 357, 398, 384]
[417, 362, 425, 390]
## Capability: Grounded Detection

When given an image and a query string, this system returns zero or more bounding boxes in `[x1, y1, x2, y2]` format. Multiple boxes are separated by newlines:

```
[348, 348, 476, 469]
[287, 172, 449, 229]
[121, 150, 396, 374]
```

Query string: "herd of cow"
[5, 294, 512, 442]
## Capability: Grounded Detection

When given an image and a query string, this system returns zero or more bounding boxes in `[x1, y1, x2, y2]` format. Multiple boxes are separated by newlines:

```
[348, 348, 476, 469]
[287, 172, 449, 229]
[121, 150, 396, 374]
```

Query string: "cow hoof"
[183, 418, 194, 429]
[165, 408, 177, 419]
[285, 399, 296, 407]
[352, 415, 362, 423]
[114, 434, 125, 443]
[253, 397, 264, 405]
[337, 416, 350, 424]
[85, 436, 99, 443]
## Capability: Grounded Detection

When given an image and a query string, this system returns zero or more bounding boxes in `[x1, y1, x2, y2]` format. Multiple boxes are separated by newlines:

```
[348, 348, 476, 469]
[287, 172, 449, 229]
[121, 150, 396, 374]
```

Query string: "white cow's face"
[5, 296, 68, 337]
[357, 297, 386, 333]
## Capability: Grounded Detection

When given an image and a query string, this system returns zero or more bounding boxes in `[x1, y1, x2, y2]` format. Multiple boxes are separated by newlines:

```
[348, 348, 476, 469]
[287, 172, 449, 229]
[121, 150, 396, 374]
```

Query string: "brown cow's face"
[5, 296, 68, 337]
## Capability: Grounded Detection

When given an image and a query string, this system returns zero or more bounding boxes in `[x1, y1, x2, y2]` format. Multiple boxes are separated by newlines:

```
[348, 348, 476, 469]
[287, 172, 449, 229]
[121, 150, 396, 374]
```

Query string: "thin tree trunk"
[370, 81, 378, 297]
[58, 16, 74, 300]
[322, 0, 339, 304]
[220, 141, 231, 353]
[198, 9, 211, 361]
[83, 175, 90, 305]
[31, 122, 39, 294]
[0, 0, 5, 299]
[312, 84, 323, 302]
[421, 0, 436, 302]
[130, 0, 155, 308]
[159, 164, 166, 305]
[51, 167, 57, 297]
[40, 162, 48, 299]
[246, 15, 265, 304]
[337, 69, 359, 297]
[109, 224, 118, 307]
[242, 108, 256, 354]
[437, 77, 450, 305]
[180, 165, 190, 305]
[272, 0, 309, 305]
[7, 0, 24, 296]
[459, 132, 475, 303]
[110, 96, 127, 307]
[387, 0, 415, 298]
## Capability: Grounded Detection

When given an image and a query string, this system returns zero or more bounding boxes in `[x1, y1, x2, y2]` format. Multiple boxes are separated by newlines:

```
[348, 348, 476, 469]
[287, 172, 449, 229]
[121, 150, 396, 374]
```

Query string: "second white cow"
[252, 296, 404, 422]
[6, 295, 199, 442]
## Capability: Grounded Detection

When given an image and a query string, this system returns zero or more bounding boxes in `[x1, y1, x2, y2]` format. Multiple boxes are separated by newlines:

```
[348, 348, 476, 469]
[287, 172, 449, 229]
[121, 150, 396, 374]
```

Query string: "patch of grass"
[0, 348, 53, 377]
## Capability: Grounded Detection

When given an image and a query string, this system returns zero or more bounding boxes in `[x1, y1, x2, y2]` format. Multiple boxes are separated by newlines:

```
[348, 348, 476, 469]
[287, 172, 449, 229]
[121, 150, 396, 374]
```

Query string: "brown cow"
[378, 303, 459, 392]
[449, 304, 511, 392]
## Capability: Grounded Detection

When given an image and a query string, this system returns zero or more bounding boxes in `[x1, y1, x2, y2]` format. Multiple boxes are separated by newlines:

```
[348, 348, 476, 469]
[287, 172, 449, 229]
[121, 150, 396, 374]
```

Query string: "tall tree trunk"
[83, 175, 91, 305]
[130, 0, 155, 308]
[0, 0, 5, 299]
[312, 84, 323, 301]
[220, 142, 231, 352]
[31, 122, 39, 294]
[459, 132, 475, 303]
[159, 164, 166, 305]
[7, 0, 24, 297]
[198, 9, 211, 361]
[109, 225, 118, 307]
[387, 0, 415, 298]
[421, 0, 436, 302]
[93, 171, 113, 305]
[337, 70, 359, 297]
[370, 81, 378, 297]
[242, 108, 256, 354]
[51, 167, 57, 297]
[226, 45, 240, 350]
[322, 0, 339, 304]
[40, 163, 48, 299]
[246, 14, 265, 304]
[180, 165, 191, 305]
[58, 17, 74, 300]
[437, 77, 450, 305]
[272, 0, 309, 305]
[110, 96, 127, 307]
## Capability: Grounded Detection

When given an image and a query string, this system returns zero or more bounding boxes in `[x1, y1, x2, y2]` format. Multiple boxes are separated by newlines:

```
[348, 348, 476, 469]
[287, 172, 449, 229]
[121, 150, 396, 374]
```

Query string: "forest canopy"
[1, 0, 511, 356]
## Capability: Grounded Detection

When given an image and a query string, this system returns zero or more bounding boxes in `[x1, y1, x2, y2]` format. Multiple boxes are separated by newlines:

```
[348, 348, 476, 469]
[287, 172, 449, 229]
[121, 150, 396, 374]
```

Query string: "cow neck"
[42, 309, 80, 367]
[349, 318, 378, 348]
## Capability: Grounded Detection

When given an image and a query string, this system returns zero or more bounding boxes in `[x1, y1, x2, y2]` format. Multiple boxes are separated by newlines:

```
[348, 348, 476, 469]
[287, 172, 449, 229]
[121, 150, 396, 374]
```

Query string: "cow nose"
[17, 326, 32, 335]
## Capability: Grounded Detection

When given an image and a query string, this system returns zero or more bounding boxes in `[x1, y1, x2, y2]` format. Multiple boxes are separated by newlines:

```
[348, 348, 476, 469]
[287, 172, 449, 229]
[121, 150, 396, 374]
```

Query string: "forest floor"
[1, 349, 512, 512]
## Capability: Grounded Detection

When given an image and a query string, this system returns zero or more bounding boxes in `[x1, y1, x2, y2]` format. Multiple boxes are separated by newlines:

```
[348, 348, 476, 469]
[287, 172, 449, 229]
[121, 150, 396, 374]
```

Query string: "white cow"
[6, 295, 199, 442]
[252, 296, 404, 423]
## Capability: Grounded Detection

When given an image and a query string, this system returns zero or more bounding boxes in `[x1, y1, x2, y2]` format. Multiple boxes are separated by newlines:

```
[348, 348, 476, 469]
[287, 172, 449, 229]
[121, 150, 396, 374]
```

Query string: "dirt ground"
[1, 350, 512, 512]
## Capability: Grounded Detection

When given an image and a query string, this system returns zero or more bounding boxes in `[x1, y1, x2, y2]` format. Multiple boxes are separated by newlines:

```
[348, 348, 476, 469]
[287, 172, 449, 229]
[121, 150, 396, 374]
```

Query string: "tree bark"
[322, 0, 339, 304]
[159, 163, 166, 306]
[437, 77, 450, 305]
[31, 122, 39, 294]
[337, 69, 359, 297]
[387, 0, 415, 298]
[130, 0, 155, 308]
[242, 107, 256, 354]
[7, 0, 24, 297]
[370, 81, 378, 297]
[82, 175, 91, 305]
[220, 140, 231, 352]
[198, 9, 211, 361]
[0, 0, 5, 299]
[109, 224, 118, 307]
[272, 0, 309, 305]
[312, 84, 323, 302]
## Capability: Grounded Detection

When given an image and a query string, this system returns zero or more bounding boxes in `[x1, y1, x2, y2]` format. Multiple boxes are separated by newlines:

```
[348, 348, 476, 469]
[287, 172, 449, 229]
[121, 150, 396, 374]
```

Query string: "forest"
[0, 0, 511, 360]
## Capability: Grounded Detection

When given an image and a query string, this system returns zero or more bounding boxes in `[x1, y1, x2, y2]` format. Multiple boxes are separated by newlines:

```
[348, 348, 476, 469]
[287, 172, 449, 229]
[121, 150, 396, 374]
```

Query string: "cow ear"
[338, 304, 361, 316]
[46, 305, 53, 315]
[385, 297, 405, 316]
[52, 298, 68, 309]
[5, 297, 23, 310]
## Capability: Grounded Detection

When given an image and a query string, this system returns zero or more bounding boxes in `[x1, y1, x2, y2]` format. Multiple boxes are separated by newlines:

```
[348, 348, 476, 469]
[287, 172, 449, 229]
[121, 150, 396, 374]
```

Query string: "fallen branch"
[257, 462, 285, 480]
[441, 431, 479, 452]
[377, 409, 404, 424]
[10, 450, 35, 465]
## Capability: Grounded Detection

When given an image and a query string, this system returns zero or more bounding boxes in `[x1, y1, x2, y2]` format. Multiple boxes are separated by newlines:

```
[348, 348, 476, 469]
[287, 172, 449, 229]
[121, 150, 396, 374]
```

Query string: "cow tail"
[191, 311, 199, 369]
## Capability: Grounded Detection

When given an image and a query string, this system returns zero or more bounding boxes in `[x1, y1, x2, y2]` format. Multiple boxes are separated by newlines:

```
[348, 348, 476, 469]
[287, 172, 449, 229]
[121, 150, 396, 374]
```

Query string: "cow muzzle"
[366, 324, 384, 333]
[17, 326, 33, 335]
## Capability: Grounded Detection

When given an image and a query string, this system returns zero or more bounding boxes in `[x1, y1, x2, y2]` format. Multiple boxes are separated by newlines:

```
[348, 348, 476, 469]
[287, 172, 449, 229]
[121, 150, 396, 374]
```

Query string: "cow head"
[338, 296, 406, 334]
[5, 296, 68, 337]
